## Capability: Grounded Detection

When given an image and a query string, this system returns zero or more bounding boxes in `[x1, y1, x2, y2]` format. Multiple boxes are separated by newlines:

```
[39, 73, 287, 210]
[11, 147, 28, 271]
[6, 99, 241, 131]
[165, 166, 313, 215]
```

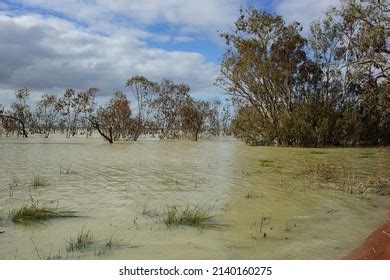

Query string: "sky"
[0, 0, 340, 107]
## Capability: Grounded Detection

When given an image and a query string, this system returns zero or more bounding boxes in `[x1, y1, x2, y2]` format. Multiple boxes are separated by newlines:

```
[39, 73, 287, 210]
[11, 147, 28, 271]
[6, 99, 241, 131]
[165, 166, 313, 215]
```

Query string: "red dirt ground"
[344, 217, 390, 260]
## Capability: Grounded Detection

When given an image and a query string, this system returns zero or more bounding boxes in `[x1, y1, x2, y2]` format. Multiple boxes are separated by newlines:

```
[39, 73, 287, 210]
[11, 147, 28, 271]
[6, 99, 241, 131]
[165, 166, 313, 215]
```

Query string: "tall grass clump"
[32, 175, 49, 187]
[66, 229, 94, 252]
[11, 197, 76, 224]
[164, 205, 214, 228]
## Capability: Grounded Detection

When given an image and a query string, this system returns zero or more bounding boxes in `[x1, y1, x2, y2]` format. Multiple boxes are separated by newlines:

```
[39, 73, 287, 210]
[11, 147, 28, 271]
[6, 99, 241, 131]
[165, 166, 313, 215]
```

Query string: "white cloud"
[13, 0, 244, 41]
[0, 13, 221, 106]
[0, 0, 342, 107]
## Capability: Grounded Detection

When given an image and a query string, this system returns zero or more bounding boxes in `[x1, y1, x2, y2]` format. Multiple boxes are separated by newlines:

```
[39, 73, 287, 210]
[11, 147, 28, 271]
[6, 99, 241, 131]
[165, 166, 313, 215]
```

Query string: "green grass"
[32, 175, 49, 187]
[11, 197, 77, 224]
[164, 205, 214, 228]
[66, 229, 94, 252]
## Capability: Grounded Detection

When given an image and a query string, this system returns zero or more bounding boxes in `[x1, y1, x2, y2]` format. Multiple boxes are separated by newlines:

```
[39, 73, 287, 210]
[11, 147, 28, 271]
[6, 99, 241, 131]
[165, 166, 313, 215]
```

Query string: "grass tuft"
[32, 175, 49, 187]
[66, 229, 94, 252]
[163, 205, 214, 228]
[104, 232, 123, 249]
[11, 197, 77, 224]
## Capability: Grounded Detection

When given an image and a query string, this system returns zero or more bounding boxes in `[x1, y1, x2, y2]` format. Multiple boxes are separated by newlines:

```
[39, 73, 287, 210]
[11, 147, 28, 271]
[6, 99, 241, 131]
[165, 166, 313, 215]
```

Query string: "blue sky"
[0, 0, 339, 106]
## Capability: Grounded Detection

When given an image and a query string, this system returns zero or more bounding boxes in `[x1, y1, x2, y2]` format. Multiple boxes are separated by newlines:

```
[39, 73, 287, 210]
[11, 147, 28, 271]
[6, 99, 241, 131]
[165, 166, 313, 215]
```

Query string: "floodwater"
[0, 135, 389, 259]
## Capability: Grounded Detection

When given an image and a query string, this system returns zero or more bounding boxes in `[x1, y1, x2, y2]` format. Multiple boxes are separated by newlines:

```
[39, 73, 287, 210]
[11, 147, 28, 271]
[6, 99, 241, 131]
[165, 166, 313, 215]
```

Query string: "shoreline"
[344, 217, 390, 260]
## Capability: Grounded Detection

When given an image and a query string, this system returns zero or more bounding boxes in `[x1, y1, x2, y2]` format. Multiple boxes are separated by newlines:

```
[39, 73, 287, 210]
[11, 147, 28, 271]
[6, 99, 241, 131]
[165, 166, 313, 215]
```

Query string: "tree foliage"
[217, 1, 389, 146]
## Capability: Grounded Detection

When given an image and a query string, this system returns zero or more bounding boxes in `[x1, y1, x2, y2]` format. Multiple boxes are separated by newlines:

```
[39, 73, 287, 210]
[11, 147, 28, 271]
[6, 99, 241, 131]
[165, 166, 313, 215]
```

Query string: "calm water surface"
[0, 135, 389, 259]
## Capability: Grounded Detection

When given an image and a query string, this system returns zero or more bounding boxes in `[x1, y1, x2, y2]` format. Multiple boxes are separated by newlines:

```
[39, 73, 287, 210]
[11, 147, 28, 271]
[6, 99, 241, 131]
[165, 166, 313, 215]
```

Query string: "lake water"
[0, 135, 389, 259]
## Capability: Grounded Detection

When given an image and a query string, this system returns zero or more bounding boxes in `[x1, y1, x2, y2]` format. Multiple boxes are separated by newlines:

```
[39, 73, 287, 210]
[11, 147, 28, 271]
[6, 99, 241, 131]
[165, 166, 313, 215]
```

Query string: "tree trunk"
[85, 117, 113, 143]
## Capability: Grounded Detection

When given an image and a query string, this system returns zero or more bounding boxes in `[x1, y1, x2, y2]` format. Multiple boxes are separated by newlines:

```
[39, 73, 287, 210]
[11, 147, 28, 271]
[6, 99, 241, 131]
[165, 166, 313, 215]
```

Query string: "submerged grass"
[8, 178, 18, 197]
[45, 250, 64, 260]
[66, 229, 94, 252]
[59, 166, 79, 175]
[164, 205, 214, 228]
[250, 215, 272, 239]
[32, 175, 49, 187]
[104, 232, 124, 249]
[11, 197, 77, 224]
[65, 230, 138, 257]
[301, 162, 337, 181]
[259, 159, 274, 167]
[245, 192, 264, 199]
[299, 156, 389, 196]
[339, 174, 389, 195]
[142, 201, 160, 218]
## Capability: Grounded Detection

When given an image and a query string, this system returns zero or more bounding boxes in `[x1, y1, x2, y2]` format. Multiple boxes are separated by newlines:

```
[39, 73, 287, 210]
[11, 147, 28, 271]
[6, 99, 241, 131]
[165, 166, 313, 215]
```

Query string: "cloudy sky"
[0, 0, 339, 106]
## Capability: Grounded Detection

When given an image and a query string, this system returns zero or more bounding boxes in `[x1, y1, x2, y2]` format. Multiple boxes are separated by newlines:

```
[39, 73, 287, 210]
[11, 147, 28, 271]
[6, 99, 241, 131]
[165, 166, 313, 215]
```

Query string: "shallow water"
[0, 135, 389, 259]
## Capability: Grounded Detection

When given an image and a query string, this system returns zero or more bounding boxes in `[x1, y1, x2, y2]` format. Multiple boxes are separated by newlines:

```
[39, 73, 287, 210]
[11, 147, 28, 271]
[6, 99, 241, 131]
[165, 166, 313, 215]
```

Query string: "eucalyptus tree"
[216, 8, 321, 145]
[220, 102, 233, 136]
[78, 87, 99, 137]
[339, 0, 389, 83]
[309, 0, 389, 145]
[125, 76, 157, 140]
[86, 92, 132, 143]
[179, 97, 210, 141]
[3, 89, 32, 137]
[207, 98, 221, 137]
[58, 88, 99, 137]
[34, 94, 62, 137]
[152, 79, 190, 139]
[58, 89, 76, 138]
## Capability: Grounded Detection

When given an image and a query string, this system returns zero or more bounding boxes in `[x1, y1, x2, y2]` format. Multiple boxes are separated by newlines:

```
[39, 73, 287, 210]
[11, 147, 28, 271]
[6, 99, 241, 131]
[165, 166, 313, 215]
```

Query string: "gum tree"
[86, 92, 132, 143]
[216, 8, 321, 145]
[125, 76, 157, 140]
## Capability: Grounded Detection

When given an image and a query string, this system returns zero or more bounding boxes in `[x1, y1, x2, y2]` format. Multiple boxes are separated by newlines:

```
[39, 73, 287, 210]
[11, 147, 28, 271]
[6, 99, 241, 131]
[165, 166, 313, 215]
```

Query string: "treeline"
[216, 0, 389, 146]
[0, 77, 233, 143]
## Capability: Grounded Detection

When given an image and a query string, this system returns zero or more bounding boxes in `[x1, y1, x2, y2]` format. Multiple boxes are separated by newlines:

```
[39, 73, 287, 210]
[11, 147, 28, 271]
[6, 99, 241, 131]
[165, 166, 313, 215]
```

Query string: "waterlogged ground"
[0, 135, 389, 259]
